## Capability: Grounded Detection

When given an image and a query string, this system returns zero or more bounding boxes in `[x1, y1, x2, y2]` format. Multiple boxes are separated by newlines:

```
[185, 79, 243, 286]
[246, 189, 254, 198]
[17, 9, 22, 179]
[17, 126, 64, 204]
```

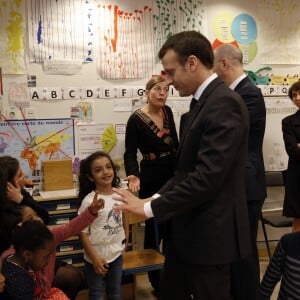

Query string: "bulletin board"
[0, 118, 75, 180]
[75, 122, 125, 159]
[75, 122, 127, 177]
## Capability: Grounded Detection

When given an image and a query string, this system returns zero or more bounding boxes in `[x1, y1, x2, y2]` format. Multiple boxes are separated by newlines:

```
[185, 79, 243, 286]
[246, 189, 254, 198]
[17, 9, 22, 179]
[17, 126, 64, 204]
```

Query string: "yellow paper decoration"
[102, 125, 117, 153]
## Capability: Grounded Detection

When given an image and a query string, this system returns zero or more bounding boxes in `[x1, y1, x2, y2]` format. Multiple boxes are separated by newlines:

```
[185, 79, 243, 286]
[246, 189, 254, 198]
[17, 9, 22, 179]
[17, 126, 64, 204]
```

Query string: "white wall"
[1, 0, 299, 123]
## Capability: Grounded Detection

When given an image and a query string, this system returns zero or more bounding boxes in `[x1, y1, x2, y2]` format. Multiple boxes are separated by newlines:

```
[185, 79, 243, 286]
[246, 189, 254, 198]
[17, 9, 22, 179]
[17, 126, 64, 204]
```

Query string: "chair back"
[127, 212, 147, 225]
[265, 171, 284, 186]
[122, 212, 165, 276]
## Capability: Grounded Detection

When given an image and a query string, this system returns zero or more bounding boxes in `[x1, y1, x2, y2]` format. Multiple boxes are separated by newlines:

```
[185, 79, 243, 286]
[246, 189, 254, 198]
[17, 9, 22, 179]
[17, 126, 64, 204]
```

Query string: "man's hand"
[112, 188, 148, 217]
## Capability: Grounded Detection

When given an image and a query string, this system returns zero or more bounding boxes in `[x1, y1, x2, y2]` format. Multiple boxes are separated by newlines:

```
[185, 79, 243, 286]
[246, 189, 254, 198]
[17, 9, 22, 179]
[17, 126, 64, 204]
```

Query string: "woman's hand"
[7, 181, 23, 204]
[124, 175, 140, 193]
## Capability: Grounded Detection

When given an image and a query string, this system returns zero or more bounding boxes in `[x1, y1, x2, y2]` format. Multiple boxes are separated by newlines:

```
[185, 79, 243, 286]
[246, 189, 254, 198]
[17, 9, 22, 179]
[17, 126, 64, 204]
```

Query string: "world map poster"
[0, 118, 75, 180]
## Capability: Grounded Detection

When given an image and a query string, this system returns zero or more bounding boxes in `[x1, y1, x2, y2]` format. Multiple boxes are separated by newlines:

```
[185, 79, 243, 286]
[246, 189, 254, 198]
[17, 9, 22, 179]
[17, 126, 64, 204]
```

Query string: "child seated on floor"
[1, 193, 104, 300]
[0, 155, 84, 299]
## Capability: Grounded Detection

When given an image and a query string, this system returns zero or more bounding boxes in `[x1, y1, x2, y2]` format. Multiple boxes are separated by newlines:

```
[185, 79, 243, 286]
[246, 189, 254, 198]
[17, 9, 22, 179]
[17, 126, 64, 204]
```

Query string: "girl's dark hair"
[288, 81, 300, 100]
[0, 156, 20, 184]
[78, 151, 120, 203]
[0, 157, 23, 251]
[12, 219, 53, 252]
[0, 204, 23, 254]
[0, 165, 9, 213]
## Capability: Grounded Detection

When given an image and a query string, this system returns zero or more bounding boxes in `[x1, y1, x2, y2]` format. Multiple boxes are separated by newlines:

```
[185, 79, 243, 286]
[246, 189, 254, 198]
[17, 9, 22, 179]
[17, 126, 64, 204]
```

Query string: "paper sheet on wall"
[0, 0, 26, 74]
[43, 60, 83, 75]
[263, 97, 298, 171]
[76, 123, 125, 159]
[258, 0, 300, 64]
[77, 101, 93, 123]
[97, 1, 155, 79]
[153, 0, 207, 63]
[97, 0, 207, 79]
[28, 0, 95, 63]
[9, 82, 30, 108]
[113, 99, 132, 112]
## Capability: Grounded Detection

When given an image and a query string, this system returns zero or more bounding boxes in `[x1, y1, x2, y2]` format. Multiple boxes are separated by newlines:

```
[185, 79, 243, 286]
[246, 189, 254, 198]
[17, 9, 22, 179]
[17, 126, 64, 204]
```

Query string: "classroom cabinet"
[35, 193, 85, 268]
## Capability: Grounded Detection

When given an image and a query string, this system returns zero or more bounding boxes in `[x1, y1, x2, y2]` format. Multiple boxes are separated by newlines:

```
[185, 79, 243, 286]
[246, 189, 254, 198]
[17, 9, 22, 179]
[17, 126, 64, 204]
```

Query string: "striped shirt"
[260, 232, 300, 300]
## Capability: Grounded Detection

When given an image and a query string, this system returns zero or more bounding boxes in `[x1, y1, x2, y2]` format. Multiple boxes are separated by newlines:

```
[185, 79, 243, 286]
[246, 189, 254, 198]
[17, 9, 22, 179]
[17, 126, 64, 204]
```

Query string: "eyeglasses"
[153, 86, 169, 94]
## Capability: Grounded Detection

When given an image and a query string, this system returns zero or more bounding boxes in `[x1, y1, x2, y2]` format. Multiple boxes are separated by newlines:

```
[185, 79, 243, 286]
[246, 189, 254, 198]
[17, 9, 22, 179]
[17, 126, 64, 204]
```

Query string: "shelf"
[49, 209, 77, 215]
[56, 249, 84, 256]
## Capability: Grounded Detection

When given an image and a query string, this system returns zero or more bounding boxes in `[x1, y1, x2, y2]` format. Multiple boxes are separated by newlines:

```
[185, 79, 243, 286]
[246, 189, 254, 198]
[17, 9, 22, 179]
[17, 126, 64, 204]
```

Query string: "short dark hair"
[288, 81, 300, 100]
[12, 219, 53, 252]
[158, 31, 214, 69]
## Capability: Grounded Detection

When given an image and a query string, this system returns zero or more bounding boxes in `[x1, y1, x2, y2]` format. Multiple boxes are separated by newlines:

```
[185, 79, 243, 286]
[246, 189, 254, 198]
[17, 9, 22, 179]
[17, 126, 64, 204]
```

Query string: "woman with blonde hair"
[124, 75, 179, 296]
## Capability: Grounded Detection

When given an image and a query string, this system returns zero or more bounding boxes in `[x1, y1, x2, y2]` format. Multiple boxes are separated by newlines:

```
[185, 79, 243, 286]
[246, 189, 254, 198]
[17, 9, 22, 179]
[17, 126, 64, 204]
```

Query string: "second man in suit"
[214, 43, 267, 300]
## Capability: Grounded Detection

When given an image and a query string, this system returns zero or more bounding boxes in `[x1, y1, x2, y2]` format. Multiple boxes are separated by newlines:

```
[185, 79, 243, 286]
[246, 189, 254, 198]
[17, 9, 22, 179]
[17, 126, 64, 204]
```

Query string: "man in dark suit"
[214, 43, 266, 300]
[114, 31, 251, 300]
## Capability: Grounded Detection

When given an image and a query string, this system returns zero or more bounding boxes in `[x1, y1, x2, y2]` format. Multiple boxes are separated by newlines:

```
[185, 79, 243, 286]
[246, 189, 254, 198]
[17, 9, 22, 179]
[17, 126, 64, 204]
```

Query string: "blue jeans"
[84, 255, 123, 300]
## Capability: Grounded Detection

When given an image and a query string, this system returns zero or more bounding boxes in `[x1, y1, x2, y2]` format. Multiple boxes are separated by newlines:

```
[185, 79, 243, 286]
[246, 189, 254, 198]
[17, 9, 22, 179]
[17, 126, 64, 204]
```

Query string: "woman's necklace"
[142, 107, 164, 129]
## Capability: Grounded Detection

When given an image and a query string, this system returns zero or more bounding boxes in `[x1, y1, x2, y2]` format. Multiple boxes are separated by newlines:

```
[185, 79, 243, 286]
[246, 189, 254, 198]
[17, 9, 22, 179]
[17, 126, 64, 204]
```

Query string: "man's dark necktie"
[190, 97, 197, 111]
[180, 97, 197, 138]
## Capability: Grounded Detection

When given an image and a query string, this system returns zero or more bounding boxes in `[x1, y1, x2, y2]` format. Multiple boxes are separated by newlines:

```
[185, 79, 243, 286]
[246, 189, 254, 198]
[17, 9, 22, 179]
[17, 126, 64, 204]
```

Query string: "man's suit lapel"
[234, 76, 250, 92]
[178, 77, 223, 154]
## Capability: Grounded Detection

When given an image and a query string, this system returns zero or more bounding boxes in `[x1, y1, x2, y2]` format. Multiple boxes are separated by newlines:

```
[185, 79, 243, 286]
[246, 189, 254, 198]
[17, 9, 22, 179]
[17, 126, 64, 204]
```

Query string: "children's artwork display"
[97, 0, 207, 79]
[0, 118, 75, 180]
[27, 0, 94, 63]
[0, 1, 26, 74]
[263, 97, 298, 171]
[75, 123, 124, 159]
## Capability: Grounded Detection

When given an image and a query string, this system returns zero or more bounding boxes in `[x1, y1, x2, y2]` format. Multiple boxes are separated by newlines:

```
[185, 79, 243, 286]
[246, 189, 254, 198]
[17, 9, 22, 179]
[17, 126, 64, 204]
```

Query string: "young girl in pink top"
[2, 194, 104, 300]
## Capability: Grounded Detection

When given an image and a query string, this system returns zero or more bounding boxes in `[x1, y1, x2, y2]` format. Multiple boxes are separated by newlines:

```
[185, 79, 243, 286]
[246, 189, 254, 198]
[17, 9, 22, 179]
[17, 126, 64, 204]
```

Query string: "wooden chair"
[122, 213, 164, 298]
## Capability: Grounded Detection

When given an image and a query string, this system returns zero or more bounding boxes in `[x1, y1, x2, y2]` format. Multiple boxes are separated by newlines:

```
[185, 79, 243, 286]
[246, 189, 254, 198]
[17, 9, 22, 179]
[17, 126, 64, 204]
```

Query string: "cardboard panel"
[42, 159, 73, 191]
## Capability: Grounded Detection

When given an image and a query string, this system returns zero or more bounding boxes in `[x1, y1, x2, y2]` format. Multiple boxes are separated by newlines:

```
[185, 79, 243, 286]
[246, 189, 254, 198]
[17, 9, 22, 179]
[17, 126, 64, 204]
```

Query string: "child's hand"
[7, 181, 23, 204]
[93, 256, 109, 275]
[88, 192, 105, 215]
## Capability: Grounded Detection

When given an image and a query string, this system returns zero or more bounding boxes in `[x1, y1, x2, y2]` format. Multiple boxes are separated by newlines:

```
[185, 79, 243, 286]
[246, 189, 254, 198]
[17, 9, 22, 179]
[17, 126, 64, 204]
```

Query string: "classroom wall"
[1, 0, 300, 122]
[1, 0, 300, 174]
